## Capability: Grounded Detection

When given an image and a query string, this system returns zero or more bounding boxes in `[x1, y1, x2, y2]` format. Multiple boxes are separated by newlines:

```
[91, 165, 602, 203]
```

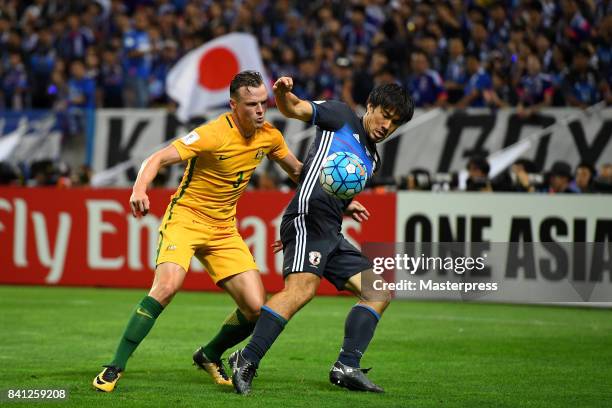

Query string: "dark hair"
[514, 158, 536, 173]
[411, 47, 427, 57]
[366, 83, 414, 125]
[549, 161, 572, 179]
[466, 51, 480, 61]
[528, 0, 543, 12]
[467, 155, 490, 175]
[229, 70, 264, 99]
[352, 5, 366, 14]
[575, 46, 592, 58]
[577, 161, 595, 175]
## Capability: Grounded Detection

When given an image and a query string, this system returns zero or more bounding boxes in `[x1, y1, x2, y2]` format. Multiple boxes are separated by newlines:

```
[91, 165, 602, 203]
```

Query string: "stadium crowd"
[0, 0, 611, 193]
[1, 0, 611, 111]
[2, 155, 612, 194]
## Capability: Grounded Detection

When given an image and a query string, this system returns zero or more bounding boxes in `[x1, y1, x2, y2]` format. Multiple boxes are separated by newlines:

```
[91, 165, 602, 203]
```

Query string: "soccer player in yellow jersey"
[93, 71, 302, 392]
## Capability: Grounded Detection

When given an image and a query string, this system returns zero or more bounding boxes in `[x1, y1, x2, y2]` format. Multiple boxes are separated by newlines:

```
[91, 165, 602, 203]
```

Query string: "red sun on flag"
[198, 47, 240, 91]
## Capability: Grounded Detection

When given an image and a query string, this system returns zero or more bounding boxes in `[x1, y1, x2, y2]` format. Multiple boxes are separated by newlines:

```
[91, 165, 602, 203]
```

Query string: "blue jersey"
[445, 56, 467, 85]
[464, 68, 492, 107]
[563, 68, 602, 105]
[407, 69, 446, 107]
[123, 29, 152, 77]
[518, 73, 553, 106]
[67, 77, 96, 108]
[282, 100, 377, 233]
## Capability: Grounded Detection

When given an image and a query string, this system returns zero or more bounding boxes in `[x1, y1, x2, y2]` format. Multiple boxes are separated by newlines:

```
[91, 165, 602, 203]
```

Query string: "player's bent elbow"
[286, 100, 313, 123]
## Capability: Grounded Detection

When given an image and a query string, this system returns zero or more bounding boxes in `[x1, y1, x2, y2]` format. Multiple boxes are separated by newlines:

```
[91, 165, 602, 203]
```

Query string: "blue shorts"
[280, 217, 372, 291]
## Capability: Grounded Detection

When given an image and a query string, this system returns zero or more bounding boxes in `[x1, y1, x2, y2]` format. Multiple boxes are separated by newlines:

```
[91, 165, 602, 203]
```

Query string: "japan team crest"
[309, 251, 321, 267]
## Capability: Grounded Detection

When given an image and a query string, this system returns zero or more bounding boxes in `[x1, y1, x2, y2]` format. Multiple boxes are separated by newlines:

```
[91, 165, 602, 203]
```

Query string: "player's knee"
[149, 282, 179, 305]
[362, 287, 392, 306]
[240, 297, 264, 321]
[282, 273, 318, 307]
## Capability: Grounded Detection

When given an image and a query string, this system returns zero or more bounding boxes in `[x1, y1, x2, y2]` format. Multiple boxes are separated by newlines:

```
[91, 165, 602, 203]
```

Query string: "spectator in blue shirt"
[66, 59, 95, 136]
[122, 11, 152, 107]
[29, 28, 56, 108]
[487, 3, 511, 49]
[406, 49, 447, 108]
[456, 53, 493, 108]
[67, 60, 95, 109]
[1, 52, 28, 110]
[444, 37, 467, 104]
[563, 47, 609, 107]
[517, 54, 554, 117]
[280, 11, 310, 60]
[59, 13, 94, 61]
[341, 5, 377, 54]
[149, 40, 178, 105]
[99, 47, 124, 108]
[466, 22, 491, 64]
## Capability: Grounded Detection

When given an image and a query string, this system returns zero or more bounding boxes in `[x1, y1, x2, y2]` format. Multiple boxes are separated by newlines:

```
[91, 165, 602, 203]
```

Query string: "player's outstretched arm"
[273, 76, 313, 122]
[276, 150, 303, 184]
[130, 144, 183, 217]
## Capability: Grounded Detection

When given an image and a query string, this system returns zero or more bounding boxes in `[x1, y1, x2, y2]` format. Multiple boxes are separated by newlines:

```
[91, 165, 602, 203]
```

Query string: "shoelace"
[101, 365, 120, 381]
[240, 361, 258, 383]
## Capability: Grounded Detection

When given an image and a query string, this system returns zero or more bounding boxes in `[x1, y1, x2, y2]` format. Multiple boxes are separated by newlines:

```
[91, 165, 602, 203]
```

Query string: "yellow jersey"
[169, 113, 289, 223]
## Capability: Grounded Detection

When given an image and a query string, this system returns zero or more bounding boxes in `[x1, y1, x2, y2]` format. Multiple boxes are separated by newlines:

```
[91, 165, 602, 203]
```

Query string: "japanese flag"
[166, 33, 270, 122]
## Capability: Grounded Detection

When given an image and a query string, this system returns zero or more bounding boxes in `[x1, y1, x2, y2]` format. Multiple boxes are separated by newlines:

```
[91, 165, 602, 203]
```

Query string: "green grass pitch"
[0, 285, 610, 407]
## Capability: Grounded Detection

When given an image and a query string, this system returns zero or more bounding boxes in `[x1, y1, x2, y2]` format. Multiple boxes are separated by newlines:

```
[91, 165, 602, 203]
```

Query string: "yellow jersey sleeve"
[266, 128, 289, 161]
[172, 123, 223, 160]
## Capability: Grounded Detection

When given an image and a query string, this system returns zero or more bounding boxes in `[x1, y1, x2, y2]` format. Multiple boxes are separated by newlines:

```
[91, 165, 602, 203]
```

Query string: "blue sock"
[338, 305, 380, 368]
[242, 306, 287, 365]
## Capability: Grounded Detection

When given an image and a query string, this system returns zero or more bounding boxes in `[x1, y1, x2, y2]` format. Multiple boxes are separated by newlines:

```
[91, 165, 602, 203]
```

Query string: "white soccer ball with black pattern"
[319, 151, 368, 199]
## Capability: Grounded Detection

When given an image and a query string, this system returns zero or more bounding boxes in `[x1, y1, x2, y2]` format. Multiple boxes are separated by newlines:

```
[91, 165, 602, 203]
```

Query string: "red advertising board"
[0, 188, 395, 295]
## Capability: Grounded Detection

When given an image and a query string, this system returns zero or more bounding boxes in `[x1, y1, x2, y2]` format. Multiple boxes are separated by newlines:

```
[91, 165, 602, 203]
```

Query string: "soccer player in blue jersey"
[229, 77, 414, 394]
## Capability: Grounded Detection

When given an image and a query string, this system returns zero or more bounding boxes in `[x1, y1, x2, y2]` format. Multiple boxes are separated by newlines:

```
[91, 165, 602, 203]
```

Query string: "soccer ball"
[319, 151, 368, 199]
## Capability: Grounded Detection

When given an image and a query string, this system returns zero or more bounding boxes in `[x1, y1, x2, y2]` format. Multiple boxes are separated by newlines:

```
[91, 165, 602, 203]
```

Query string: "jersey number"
[232, 171, 244, 188]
